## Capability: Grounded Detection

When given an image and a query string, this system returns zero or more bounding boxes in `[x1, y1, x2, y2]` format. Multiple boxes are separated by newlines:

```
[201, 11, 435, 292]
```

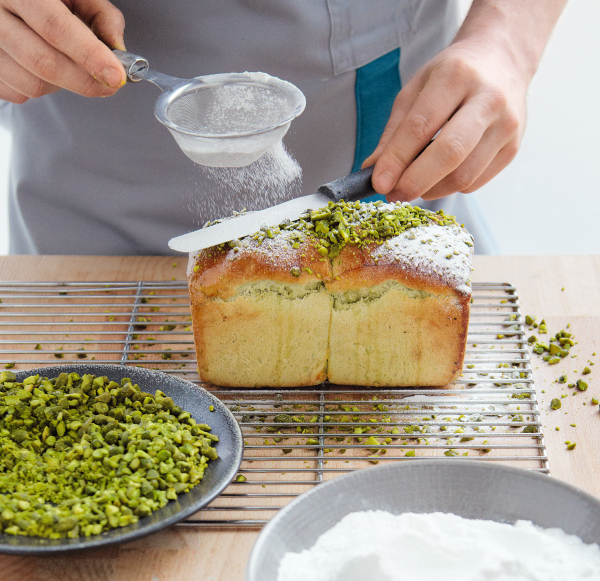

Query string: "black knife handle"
[317, 166, 377, 203]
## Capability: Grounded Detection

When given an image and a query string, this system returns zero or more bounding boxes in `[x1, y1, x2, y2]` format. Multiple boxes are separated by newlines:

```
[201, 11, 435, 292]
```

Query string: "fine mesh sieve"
[114, 50, 306, 167]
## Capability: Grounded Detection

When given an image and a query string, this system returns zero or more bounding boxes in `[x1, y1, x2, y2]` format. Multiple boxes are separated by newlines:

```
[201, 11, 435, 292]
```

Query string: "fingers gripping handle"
[317, 166, 378, 203]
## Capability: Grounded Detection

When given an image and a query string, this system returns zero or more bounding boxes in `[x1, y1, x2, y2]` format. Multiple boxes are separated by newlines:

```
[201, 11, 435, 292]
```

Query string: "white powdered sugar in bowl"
[277, 511, 600, 581]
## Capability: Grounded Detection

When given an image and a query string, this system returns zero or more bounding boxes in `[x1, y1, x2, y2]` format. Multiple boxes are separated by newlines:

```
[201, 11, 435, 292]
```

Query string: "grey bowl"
[0, 364, 243, 554]
[247, 460, 600, 581]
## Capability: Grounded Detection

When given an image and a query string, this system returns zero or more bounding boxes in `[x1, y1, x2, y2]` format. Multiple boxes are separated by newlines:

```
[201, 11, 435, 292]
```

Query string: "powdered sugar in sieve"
[115, 50, 306, 167]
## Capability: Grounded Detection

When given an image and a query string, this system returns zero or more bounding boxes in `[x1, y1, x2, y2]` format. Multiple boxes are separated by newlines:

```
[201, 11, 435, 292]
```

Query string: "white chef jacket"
[0, 0, 498, 255]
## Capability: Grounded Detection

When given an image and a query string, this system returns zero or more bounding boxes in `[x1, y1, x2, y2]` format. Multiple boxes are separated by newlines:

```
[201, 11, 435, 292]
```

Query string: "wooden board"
[0, 255, 599, 581]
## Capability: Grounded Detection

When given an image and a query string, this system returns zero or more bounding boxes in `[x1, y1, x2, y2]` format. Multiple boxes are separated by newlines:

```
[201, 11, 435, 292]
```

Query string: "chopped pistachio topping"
[200, 201, 461, 261]
[0, 372, 218, 539]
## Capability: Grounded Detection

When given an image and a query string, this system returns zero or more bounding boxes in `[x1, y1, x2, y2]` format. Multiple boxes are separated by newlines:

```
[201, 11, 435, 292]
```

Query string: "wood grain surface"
[0, 254, 599, 581]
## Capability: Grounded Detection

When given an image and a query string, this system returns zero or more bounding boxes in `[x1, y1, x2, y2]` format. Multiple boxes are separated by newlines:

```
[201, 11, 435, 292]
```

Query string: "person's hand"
[363, 41, 526, 202]
[363, 0, 568, 202]
[0, 0, 127, 104]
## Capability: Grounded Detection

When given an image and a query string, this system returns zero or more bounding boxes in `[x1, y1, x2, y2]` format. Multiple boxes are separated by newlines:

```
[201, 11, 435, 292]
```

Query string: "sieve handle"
[113, 49, 149, 83]
[113, 49, 189, 92]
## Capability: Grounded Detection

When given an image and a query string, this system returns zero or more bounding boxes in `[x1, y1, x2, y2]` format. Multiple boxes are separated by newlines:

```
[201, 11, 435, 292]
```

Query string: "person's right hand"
[0, 0, 127, 104]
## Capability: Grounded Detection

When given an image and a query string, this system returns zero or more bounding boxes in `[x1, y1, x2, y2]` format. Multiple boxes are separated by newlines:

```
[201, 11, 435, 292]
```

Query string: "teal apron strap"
[352, 47, 401, 203]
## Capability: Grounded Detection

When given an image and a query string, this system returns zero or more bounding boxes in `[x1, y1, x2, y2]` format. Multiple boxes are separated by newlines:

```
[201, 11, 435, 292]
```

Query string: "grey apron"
[1, 0, 496, 255]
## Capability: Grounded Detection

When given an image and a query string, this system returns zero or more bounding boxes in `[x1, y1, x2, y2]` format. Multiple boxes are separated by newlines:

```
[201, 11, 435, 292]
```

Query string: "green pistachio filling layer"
[332, 280, 432, 310]
[0, 371, 218, 539]
[220, 201, 461, 258]
[230, 280, 326, 301]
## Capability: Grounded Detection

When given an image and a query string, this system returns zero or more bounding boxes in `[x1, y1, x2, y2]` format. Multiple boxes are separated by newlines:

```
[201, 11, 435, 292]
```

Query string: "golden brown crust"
[189, 236, 331, 302]
[330, 243, 461, 297]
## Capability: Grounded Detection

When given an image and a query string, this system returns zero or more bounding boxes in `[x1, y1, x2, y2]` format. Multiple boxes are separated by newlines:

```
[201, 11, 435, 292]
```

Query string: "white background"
[0, 0, 598, 255]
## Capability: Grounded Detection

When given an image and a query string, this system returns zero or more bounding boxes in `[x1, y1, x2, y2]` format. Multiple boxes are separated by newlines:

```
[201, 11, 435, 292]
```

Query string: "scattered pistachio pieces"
[582, 367, 591, 375]
[576, 379, 588, 391]
[550, 399, 562, 410]
[567, 442, 577, 451]
[3, 362, 15, 369]
[528, 326, 578, 369]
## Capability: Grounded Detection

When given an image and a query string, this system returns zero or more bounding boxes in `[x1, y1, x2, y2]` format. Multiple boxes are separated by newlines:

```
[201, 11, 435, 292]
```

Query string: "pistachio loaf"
[187, 201, 474, 388]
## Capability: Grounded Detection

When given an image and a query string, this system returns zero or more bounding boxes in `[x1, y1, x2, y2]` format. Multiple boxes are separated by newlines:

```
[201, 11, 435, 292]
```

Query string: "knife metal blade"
[168, 166, 377, 253]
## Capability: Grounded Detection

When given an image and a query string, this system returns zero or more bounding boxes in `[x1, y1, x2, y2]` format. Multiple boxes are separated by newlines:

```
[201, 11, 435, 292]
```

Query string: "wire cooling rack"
[0, 281, 547, 526]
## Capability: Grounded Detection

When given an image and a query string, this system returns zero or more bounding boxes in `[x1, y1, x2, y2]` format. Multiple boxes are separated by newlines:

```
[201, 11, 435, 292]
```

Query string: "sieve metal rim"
[153, 72, 306, 140]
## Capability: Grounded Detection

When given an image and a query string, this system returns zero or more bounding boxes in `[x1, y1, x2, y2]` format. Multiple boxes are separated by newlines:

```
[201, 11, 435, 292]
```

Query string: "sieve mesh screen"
[166, 83, 295, 135]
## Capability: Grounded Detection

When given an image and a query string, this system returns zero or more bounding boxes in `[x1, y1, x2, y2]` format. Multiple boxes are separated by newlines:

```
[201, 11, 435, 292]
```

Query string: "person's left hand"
[362, 37, 527, 202]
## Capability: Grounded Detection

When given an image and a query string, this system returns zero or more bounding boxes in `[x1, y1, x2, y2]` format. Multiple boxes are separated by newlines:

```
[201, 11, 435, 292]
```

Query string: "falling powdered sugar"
[277, 511, 600, 581]
[188, 139, 302, 224]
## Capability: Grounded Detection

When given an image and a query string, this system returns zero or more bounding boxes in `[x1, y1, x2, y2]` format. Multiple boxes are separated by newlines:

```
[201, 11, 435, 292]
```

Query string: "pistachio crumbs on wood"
[188, 201, 474, 388]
